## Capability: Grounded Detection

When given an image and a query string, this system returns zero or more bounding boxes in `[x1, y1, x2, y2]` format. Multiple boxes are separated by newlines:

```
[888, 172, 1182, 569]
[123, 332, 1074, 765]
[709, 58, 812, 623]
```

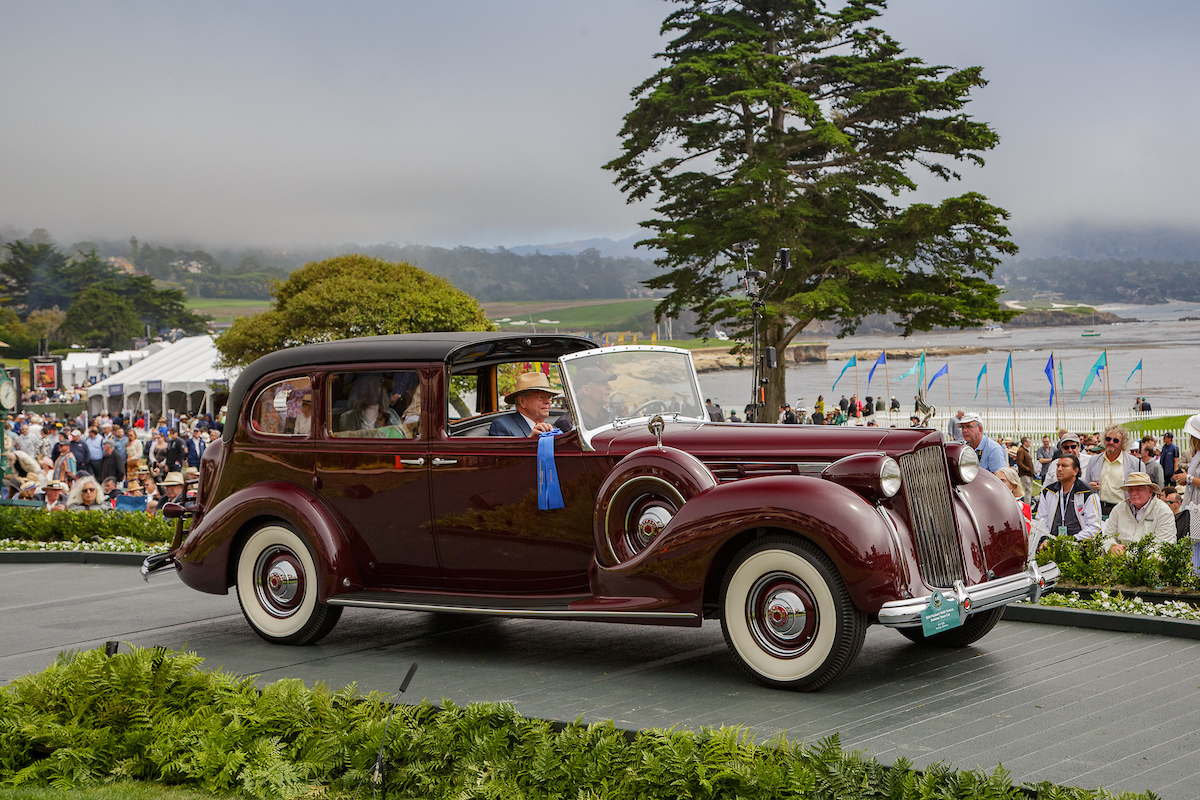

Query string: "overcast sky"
[2, 0, 1197, 250]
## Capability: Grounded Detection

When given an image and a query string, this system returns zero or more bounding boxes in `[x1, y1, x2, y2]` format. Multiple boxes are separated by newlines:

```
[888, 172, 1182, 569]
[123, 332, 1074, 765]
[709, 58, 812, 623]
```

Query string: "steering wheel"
[631, 400, 668, 416]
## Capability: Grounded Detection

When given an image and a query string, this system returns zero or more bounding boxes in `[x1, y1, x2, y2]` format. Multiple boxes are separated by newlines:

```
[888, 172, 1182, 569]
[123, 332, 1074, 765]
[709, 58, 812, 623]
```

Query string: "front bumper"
[877, 560, 1060, 628]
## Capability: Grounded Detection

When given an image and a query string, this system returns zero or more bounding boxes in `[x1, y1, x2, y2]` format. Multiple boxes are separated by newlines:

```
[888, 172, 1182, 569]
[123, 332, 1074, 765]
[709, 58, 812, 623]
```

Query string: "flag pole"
[884, 351, 892, 425]
[985, 370, 990, 431]
[854, 357, 860, 422]
[1104, 349, 1112, 426]
[1011, 353, 1018, 441]
[946, 364, 952, 419]
[1140, 361, 1144, 412]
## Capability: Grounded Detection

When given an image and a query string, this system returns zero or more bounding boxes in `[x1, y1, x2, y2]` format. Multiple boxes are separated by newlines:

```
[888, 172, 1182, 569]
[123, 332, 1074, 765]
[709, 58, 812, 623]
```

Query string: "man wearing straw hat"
[1102, 472, 1175, 554]
[488, 372, 561, 437]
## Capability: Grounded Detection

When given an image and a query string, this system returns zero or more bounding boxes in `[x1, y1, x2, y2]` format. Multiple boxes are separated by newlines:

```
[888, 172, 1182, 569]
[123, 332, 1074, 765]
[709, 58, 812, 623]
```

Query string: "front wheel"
[897, 606, 1003, 648]
[720, 535, 866, 691]
[235, 524, 342, 645]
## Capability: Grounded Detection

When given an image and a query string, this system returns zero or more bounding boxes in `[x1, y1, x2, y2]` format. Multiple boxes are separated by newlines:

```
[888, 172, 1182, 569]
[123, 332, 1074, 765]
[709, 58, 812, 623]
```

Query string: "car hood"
[591, 420, 945, 462]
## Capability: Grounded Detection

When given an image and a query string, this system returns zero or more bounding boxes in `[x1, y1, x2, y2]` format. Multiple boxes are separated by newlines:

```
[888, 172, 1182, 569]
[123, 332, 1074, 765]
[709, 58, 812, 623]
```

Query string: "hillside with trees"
[1000, 258, 1200, 304]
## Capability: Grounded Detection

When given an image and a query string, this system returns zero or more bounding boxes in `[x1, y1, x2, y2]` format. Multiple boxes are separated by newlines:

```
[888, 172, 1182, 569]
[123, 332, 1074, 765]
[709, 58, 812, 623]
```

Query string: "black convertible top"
[222, 332, 595, 442]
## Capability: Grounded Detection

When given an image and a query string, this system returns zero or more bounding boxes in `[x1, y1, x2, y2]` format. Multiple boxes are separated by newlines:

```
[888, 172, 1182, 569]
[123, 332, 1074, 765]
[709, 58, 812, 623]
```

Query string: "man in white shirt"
[1083, 424, 1144, 515]
[1103, 472, 1176, 553]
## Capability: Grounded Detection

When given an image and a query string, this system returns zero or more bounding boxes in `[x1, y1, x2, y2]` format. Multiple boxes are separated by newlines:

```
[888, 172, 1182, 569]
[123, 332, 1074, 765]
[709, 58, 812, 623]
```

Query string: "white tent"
[87, 336, 240, 416]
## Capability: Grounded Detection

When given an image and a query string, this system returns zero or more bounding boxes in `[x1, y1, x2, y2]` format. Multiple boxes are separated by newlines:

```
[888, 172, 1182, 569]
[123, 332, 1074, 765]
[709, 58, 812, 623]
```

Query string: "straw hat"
[45, 480, 68, 491]
[1121, 471, 1161, 494]
[160, 471, 185, 486]
[504, 372, 559, 404]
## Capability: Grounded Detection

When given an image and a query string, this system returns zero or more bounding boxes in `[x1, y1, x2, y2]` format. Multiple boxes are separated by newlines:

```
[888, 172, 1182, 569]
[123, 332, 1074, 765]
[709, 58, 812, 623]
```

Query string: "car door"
[427, 366, 596, 594]
[314, 366, 440, 588]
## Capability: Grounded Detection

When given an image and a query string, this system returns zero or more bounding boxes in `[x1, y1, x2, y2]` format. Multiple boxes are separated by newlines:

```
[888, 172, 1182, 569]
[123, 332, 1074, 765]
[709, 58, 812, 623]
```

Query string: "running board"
[326, 592, 696, 621]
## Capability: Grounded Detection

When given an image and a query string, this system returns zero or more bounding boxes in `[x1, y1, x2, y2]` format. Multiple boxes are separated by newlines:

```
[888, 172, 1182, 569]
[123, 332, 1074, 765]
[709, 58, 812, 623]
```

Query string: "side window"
[250, 377, 313, 437]
[495, 362, 566, 412]
[448, 372, 479, 423]
[328, 371, 420, 439]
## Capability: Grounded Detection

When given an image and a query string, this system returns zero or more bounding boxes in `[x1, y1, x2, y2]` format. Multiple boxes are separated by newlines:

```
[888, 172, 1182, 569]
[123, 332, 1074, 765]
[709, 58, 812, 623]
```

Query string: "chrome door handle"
[399, 458, 425, 466]
[431, 457, 458, 466]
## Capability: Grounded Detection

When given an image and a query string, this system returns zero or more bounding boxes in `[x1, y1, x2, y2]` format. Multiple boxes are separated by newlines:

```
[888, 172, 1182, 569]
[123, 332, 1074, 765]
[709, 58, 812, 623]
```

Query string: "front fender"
[591, 475, 907, 617]
[954, 470, 1028, 579]
[175, 480, 363, 600]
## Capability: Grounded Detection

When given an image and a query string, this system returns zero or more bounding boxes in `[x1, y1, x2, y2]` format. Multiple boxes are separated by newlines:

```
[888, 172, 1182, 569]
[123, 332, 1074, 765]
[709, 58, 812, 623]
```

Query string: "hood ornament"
[648, 414, 665, 448]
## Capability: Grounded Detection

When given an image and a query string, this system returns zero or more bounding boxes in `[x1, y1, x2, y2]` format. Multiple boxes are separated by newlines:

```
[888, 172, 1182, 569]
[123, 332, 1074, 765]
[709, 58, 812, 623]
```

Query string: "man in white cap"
[958, 412, 1007, 473]
[1102, 472, 1175, 554]
[43, 479, 68, 511]
[488, 372, 560, 437]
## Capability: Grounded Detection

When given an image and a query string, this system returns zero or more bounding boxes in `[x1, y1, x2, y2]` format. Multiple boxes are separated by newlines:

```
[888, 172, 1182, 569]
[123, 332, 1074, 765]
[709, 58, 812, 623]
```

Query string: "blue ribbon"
[537, 429, 565, 511]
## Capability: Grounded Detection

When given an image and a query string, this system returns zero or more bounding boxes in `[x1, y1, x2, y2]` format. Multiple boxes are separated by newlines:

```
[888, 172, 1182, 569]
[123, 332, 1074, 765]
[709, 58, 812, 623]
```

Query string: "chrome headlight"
[879, 456, 901, 498]
[949, 444, 979, 484]
[822, 453, 902, 499]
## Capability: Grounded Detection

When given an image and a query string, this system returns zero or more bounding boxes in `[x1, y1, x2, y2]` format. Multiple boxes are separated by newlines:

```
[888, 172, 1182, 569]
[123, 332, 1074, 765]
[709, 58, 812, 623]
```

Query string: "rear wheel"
[719, 535, 866, 691]
[897, 606, 1004, 647]
[235, 524, 342, 645]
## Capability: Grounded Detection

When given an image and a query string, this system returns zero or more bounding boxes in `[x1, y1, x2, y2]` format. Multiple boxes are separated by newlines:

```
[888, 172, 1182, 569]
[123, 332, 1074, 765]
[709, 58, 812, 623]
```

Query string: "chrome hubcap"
[746, 571, 818, 658]
[765, 590, 807, 638]
[633, 505, 673, 549]
[254, 545, 304, 618]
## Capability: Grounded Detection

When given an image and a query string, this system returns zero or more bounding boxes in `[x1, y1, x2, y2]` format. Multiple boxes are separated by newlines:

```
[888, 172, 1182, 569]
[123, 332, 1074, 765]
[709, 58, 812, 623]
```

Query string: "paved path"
[5, 562, 1198, 798]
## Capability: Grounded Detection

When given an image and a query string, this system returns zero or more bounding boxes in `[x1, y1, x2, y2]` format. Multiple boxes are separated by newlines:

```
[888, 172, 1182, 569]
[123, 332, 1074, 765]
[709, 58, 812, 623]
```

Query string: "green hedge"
[1036, 534, 1197, 590]
[0, 508, 173, 545]
[0, 647, 1149, 800]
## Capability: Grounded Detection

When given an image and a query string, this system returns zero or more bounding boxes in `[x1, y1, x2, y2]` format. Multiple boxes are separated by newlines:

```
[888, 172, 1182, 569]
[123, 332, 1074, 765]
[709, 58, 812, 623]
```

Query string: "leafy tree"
[58, 286, 142, 349]
[214, 254, 494, 367]
[606, 0, 1017, 416]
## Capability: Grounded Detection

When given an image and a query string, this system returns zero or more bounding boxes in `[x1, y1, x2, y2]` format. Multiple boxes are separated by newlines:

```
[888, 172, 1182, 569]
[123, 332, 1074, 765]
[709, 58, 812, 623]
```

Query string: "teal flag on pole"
[1002, 353, 1013, 405]
[832, 354, 856, 391]
[1081, 352, 1107, 399]
[1125, 360, 1143, 386]
[974, 363, 987, 399]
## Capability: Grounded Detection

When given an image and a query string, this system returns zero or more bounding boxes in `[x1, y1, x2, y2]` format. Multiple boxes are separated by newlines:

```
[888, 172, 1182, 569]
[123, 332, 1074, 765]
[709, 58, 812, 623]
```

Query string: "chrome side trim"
[877, 561, 1060, 628]
[325, 597, 698, 620]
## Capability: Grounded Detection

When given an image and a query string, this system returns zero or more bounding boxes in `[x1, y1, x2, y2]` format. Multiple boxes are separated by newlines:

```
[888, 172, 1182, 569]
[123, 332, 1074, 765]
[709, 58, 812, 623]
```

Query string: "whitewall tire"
[720, 535, 866, 691]
[235, 524, 342, 645]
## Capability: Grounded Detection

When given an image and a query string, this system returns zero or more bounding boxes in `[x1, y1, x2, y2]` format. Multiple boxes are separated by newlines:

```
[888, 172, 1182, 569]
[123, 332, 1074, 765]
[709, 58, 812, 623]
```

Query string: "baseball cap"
[959, 412, 983, 427]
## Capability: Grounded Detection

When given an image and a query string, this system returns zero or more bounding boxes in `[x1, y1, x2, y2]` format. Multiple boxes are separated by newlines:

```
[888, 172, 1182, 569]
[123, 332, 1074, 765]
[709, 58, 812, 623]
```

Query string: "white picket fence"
[840, 406, 1197, 442]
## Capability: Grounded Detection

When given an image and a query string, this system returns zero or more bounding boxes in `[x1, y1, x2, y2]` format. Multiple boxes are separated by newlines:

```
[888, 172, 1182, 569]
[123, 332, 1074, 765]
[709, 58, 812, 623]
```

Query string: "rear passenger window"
[328, 371, 420, 439]
[250, 377, 313, 437]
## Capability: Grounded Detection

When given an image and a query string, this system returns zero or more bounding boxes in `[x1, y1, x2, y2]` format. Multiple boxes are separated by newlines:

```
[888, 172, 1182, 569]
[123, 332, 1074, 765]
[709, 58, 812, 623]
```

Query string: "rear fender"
[591, 474, 906, 617]
[175, 480, 363, 600]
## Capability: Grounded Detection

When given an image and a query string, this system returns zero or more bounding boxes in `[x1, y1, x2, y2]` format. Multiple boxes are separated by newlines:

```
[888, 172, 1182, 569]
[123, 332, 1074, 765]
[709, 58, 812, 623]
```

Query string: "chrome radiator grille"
[898, 446, 965, 588]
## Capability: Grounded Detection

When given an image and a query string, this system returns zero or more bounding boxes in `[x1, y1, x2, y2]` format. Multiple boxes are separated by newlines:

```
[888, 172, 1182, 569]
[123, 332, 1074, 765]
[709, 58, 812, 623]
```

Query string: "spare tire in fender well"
[592, 445, 717, 567]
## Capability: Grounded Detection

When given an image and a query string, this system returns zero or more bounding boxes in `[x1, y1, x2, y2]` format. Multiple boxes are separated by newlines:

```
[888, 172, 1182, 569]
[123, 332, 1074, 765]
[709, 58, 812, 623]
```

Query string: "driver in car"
[488, 372, 560, 437]
[572, 366, 616, 430]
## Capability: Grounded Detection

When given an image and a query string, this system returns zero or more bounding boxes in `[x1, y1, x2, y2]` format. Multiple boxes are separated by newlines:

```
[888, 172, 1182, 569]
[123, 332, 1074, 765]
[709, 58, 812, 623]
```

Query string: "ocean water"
[697, 300, 1200, 415]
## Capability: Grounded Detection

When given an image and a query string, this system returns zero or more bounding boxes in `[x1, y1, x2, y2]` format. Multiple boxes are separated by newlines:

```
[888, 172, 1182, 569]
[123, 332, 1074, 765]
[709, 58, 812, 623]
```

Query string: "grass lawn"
[1122, 414, 1190, 434]
[185, 298, 272, 323]
[0, 786, 233, 800]
[489, 298, 658, 331]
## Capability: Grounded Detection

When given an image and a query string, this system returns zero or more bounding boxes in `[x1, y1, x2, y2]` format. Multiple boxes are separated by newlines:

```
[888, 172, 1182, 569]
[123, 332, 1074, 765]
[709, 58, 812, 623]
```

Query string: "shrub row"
[0, 507, 173, 545]
[1036, 534, 1198, 590]
[0, 647, 1152, 800]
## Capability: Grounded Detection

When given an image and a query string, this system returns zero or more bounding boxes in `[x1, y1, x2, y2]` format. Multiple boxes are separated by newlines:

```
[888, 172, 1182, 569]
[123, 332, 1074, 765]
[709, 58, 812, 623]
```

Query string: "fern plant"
[0, 646, 1159, 800]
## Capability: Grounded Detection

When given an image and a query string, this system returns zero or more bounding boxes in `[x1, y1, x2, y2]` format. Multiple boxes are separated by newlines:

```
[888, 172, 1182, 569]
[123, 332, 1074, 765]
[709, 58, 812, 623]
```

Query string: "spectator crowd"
[942, 410, 1200, 578]
[3, 408, 223, 515]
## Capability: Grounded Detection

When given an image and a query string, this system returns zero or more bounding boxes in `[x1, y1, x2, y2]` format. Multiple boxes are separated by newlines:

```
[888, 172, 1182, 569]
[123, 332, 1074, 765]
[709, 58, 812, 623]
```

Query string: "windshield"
[561, 347, 705, 439]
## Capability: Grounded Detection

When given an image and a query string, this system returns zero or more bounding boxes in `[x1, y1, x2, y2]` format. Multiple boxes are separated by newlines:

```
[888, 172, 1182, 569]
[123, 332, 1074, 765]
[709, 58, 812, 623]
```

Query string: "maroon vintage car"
[144, 332, 1058, 690]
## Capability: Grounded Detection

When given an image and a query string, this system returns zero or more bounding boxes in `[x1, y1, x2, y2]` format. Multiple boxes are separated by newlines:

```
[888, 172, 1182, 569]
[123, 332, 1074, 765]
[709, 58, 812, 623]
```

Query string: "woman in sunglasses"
[66, 476, 107, 511]
[1083, 425, 1145, 516]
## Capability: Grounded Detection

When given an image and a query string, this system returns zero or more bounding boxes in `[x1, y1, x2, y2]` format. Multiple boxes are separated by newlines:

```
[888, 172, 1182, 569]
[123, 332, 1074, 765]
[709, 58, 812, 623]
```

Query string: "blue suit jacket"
[488, 413, 532, 437]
